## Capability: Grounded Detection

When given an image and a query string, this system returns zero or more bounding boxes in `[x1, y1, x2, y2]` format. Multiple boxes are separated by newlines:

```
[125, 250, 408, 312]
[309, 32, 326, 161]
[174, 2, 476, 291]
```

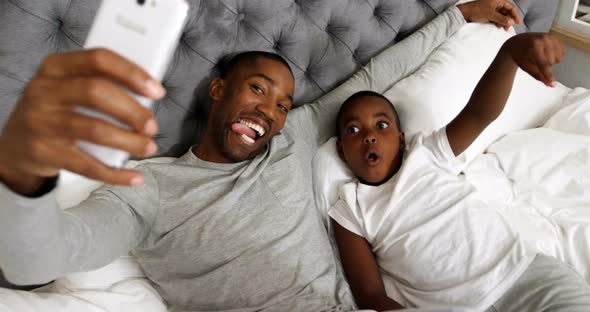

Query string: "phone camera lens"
[137, 0, 146, 5]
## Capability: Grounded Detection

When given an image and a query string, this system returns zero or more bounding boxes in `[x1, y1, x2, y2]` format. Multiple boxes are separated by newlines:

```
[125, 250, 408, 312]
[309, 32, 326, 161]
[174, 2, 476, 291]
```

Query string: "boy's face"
[337, 96, 405, 185]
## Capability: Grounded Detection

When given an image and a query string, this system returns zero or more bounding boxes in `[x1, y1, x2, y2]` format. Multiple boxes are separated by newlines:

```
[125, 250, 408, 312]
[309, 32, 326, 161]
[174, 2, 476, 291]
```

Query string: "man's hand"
[458, 0, 522, 31]
[501, 32, 566, 87]
[0, 48, 165, 195]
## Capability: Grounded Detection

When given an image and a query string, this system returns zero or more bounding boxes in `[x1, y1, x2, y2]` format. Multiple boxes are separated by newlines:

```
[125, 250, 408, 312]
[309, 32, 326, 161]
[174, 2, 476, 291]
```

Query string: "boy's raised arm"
[332, 220, 405, 311]
[446, 33, 566, 156]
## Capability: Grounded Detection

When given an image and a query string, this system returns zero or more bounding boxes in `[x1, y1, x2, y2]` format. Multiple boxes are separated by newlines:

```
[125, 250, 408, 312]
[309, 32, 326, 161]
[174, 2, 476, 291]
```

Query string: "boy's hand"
[502, 33, 566, 87]
[458, 0, 521, 31]
[446, 32, 564, 156]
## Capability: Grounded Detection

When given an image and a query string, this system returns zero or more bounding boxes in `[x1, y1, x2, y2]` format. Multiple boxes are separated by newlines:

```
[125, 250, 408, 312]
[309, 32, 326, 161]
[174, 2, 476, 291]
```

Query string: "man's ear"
[336, 138, 346, 161]
[208, 78, 225, 106]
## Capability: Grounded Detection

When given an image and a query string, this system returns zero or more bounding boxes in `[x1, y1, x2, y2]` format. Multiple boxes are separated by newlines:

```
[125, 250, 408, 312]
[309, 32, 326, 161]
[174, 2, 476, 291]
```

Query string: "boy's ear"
[208, 78, 225, 106]
[399, 132, 406, 149]
[336, 138, 345, 161]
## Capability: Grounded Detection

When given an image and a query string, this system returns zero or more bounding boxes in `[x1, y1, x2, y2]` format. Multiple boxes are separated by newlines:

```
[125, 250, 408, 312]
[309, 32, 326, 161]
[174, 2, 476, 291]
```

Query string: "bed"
[0, 0, 566, 311]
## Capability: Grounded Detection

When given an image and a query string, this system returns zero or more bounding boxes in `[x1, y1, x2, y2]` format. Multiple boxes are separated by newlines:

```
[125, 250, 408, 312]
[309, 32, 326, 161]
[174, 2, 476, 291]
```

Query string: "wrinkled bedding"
[464, 87, 590, 282]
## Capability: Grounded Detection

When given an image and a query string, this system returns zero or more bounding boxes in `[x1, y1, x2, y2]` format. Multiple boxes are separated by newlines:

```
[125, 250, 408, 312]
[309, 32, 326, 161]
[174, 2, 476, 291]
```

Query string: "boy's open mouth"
[364, 148, 381, 166]
[231, 118, 267, 145]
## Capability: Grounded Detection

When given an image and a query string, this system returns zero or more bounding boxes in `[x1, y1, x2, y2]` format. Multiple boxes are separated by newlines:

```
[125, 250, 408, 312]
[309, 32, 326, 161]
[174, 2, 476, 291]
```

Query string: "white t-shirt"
[329, 128, 533, 310]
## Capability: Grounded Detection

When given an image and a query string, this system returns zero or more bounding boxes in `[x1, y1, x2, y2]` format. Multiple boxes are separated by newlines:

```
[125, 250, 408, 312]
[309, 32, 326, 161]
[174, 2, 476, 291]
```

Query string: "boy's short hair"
[336, 90, 402, 137]
[217, 51, 293, 79]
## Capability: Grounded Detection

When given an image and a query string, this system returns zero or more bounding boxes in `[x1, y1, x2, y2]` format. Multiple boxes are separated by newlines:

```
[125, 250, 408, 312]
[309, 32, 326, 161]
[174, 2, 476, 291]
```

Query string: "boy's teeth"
[241, 133, 255, 144]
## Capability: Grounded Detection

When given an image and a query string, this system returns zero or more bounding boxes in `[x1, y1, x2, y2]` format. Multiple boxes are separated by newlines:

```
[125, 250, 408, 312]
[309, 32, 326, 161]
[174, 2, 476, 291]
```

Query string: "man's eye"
[251, 84, 264, 94]
[277, 103, 288, 112]
[347, 126, 359, 134]
[377, 122, 389, 129]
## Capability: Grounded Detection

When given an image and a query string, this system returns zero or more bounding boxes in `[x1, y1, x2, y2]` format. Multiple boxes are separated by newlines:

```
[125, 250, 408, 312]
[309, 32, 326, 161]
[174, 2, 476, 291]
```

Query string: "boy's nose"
[363, 136, 376, 144]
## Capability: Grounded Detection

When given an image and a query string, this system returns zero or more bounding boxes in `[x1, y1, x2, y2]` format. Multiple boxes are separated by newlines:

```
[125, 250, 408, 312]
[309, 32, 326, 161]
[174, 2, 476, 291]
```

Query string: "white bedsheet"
[463, 87, 590, 282]
[0, 164, 168, 312]
[0, 277, 166, 312]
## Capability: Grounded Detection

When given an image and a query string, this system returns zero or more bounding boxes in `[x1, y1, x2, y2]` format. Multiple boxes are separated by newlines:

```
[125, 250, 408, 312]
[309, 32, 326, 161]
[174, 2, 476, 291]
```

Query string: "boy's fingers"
[520, 62, 547, 85]
[38, 49, 165, 100]
[528, 68, 544, 82]
[556, 38, 567, 61]
[537, 63, 555, 87]
[543, 42, 558, 65]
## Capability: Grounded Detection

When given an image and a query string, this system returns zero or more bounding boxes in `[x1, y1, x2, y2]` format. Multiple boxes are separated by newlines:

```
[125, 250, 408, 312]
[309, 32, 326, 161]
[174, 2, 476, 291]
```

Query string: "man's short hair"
[336, 90, 402, 137]
[217, 51, 293, 79]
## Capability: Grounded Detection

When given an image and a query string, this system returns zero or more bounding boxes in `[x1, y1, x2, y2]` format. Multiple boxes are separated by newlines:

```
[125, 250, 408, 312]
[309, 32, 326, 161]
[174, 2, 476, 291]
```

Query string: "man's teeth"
[241, 134, 255, 144]
[238, 119, 266, 137]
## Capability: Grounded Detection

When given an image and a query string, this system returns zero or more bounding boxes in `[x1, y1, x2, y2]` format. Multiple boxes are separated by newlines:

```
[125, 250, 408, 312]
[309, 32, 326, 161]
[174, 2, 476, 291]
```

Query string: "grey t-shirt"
[100, 124, 352, 311]
[0, 7, 465, 311]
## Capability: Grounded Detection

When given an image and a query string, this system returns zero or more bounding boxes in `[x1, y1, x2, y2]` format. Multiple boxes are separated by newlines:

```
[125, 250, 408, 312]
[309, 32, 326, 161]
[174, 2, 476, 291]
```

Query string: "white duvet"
[464, 87, 590, 282]
[0, 276, 165, 312]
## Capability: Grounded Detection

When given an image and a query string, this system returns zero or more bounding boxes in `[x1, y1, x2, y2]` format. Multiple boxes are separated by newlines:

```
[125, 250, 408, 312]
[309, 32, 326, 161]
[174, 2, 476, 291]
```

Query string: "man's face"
[337, 96, 404, 185]
[208, 57, 295, 162]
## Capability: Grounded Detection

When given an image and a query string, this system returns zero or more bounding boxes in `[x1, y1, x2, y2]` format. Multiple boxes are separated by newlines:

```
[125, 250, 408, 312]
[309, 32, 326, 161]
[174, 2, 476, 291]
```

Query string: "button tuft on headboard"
[0, 0, 560, 157]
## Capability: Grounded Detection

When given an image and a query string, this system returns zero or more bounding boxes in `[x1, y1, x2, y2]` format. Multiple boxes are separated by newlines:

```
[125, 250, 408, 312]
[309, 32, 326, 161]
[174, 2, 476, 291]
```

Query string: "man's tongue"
[231, 123, 256, 140]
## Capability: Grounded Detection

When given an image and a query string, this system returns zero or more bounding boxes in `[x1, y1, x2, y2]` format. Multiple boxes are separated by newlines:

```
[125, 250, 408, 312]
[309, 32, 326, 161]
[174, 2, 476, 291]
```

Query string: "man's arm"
[289, 0, 520, 150]
[446, 33, 566, 156]
[332, 220, 404, 311]
[0, 48, 165, 283]
[0, 173, 158, 285]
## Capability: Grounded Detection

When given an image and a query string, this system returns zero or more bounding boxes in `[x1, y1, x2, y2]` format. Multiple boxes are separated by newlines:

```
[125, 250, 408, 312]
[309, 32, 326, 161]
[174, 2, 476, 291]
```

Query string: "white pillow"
[385, 23, 570, 161]
[311, 137, 352, 229]
[312, 23, 572, 220]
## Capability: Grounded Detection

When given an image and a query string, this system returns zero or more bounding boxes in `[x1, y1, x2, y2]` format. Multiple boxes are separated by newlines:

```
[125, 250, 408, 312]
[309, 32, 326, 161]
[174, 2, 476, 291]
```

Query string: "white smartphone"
[78, 0, 188, 168]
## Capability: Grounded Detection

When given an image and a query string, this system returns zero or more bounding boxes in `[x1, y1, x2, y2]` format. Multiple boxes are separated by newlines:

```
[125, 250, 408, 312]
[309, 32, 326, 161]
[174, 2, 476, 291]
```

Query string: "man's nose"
[255, 99, 276, 121]
[363, 136, 376, 145]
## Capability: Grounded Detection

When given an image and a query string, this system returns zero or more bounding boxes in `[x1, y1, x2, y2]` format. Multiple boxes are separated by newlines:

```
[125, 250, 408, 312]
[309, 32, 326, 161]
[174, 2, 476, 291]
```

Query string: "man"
[0, 1, 521, 310]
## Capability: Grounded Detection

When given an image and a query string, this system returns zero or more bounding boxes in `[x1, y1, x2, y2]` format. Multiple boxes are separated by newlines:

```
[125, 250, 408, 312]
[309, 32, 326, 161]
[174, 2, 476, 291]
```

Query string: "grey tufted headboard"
[0, 0, 558, 157]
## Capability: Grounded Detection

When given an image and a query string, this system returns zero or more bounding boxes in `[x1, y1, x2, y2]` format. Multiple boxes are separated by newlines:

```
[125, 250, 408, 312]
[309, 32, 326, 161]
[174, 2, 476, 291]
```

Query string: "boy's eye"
[347, 126, 359, 134]
[377, 121, 389, 129]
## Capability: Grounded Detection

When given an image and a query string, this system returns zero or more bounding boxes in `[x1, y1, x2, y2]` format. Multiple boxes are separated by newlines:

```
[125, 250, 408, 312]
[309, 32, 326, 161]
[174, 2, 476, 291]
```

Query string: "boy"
[330, 33, 590, 311]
